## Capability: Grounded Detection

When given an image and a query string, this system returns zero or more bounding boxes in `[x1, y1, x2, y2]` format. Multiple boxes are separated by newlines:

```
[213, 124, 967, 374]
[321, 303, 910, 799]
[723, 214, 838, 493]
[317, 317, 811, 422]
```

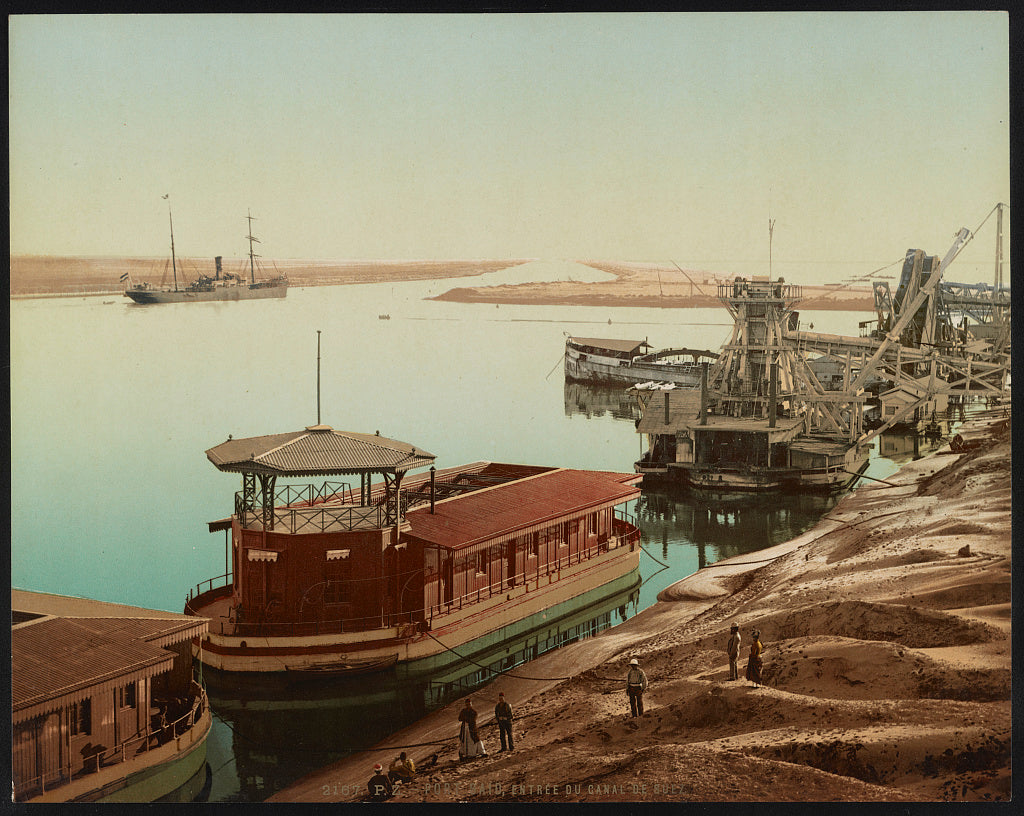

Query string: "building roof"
[11, 590, 208, 720]
[206, 425, 436, 476]
[568, 337, 649, 354]
[404, 468, 640, 551]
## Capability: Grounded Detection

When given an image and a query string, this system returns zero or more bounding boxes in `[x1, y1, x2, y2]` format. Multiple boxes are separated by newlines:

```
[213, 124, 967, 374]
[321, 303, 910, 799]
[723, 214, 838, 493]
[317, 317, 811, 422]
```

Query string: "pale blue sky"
[9, 13, 1009, 283]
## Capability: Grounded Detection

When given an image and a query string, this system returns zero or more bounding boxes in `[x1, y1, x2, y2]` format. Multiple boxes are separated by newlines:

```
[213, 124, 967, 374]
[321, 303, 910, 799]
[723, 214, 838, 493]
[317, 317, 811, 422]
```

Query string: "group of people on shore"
[727, 624, 763, 685]
[366, 752, 416, 802]
[368, 626, 763, 799]
[457, 692, 515, 759]
[624, 625, 764, 721]
[366, 692, 515, 801]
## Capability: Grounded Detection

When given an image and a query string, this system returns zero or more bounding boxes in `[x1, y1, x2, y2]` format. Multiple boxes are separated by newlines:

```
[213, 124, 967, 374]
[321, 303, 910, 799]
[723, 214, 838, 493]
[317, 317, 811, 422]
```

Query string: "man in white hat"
[367, 762, 393, 801]
[727, 624, 741, 681]
[625, 658, 648, 717]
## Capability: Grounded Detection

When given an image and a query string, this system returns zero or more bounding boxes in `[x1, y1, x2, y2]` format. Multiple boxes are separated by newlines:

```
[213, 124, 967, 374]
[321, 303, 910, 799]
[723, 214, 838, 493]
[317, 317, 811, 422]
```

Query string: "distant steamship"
[124, 205, 286, 304]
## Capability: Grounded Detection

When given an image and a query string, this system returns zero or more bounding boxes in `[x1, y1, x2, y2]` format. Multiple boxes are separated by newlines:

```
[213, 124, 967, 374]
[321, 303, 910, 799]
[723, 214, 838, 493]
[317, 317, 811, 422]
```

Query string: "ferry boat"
[564, 336, 718, 388]
[185, 425, 642, 678]
[12, 591, 211, 803]
[124, 206, 287, 304]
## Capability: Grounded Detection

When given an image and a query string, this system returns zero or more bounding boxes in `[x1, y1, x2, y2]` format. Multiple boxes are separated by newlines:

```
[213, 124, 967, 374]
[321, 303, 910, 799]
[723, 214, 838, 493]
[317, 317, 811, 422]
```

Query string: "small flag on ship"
[120, 273, 130, 282]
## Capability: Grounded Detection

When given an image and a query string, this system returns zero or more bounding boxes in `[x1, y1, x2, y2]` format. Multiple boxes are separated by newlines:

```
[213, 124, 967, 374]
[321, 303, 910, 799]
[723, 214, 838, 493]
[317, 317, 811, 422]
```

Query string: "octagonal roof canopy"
[206, 425, 436, 477]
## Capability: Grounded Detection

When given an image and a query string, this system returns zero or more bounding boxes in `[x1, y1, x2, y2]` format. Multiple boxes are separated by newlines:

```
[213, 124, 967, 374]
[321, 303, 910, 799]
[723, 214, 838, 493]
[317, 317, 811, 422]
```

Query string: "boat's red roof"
[404, 468, 640, 550]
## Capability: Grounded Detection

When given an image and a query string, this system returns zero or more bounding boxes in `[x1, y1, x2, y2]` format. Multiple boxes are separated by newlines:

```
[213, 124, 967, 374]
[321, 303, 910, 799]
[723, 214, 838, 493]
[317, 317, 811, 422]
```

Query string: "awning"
[247, 548, 279, 562]
[325, 549, 351, 560]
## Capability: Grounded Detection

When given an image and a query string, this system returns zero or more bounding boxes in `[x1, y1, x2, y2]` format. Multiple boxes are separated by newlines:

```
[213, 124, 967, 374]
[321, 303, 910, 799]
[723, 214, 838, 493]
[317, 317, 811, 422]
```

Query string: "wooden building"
[11, 590, 210, 803]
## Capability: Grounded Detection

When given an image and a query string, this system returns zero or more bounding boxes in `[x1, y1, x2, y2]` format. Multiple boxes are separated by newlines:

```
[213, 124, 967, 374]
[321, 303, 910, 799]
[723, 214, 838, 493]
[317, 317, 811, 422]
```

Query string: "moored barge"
[185, 425, 642, 678]
[565, 336, 718, 388]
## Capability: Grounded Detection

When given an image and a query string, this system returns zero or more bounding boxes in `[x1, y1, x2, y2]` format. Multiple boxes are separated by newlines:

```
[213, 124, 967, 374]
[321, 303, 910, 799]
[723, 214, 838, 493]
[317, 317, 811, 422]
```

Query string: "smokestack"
[768, 360, 778, 428]
[430, 466, 436, 514]
[700, 363, 708, 426]
[215, 256, 222, 280]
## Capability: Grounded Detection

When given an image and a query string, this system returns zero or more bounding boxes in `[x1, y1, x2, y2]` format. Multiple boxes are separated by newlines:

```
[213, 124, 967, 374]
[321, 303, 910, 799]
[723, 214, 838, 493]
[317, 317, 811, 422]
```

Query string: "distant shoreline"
[9, 256, 874, 312]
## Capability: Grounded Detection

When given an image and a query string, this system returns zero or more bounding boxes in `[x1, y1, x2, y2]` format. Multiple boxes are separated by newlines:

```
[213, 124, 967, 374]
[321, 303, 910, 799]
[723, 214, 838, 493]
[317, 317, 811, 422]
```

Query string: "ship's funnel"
[215, 256, 222, 280]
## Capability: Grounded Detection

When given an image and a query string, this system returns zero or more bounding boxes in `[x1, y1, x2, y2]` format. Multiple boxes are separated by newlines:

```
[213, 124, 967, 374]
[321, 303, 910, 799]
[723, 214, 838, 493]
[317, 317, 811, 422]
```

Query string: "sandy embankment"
[430, 260, 875, 312]
[10, 256, 872, 312]
[8, 257, 531, 297]
[273, 412, 1011, 803]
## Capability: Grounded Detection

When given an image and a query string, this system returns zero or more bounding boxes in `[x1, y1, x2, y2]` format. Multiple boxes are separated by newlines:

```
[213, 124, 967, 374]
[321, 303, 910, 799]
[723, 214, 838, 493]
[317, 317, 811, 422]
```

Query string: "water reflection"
[202, 576, 640, 801]
[563, 381, 640, 421]
[636, 488, 841, 573]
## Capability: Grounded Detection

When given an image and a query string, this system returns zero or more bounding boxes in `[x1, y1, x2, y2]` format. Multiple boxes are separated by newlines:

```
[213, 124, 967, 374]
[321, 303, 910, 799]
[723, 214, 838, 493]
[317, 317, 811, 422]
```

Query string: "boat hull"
[192, 543, 640, 676]
[640, 444, 871, 494]
[125, 283, 287, 303]
[565, 347, 702, 387]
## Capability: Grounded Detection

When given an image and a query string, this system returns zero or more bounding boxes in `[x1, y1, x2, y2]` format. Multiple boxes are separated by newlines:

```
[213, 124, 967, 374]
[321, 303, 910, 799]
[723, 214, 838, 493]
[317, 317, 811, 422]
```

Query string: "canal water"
[11, 260, 909, 801]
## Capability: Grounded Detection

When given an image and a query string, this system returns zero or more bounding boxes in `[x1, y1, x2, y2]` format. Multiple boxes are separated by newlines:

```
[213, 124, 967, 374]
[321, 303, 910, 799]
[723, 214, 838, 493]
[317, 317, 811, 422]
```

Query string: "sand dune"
[272, 413, 1010, 803]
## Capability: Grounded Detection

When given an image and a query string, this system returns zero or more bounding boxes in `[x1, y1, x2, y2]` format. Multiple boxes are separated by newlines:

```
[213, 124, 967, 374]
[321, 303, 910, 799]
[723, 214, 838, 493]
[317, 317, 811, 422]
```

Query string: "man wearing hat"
[726, 624, 741, 681]
[367, 762, 393, 801]
[494, 692, 515, 752]
[625, 658, 648, 717]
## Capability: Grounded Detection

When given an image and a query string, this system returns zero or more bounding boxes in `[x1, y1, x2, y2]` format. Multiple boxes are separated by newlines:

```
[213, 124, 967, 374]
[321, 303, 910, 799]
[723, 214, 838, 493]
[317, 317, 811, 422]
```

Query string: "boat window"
[324, 558, 351, 604]
[118, 682, 137, 710]
[70, 699, 92, 737]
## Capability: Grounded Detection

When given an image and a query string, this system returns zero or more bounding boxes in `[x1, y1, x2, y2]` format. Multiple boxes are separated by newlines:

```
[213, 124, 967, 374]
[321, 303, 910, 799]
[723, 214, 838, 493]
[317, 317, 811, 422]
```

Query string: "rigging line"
[422, 629, 577, 682]
[545, 353, 565, 380]
[638, 541, 670, 568]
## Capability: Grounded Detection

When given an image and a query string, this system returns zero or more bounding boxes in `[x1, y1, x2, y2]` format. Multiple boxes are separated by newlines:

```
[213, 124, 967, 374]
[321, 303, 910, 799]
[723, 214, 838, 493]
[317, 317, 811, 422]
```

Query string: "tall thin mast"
[165, 194, 179, 292]
[246, 210, 261, 285]
[994, 202, 1005, 290]
[316, 330, 322, 425]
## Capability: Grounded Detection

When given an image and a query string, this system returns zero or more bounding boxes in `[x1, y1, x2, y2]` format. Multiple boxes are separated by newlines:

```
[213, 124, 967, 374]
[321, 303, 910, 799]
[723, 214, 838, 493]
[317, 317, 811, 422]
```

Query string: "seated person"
[388, 751, 415, 784]
[367, 763, 393, 802]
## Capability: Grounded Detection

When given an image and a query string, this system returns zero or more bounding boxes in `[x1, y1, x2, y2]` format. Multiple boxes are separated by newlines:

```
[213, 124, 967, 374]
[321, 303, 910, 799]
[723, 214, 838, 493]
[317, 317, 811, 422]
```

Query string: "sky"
[9, 13, 1010, 284]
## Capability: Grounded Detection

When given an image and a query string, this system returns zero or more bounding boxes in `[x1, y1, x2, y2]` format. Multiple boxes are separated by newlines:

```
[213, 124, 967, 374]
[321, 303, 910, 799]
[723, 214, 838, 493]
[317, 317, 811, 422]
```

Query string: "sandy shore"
[9, 256, 872, 311]
[271, 412, 1010, 803]
[430, 260, 875, 312]
[8, 256, 530, 297]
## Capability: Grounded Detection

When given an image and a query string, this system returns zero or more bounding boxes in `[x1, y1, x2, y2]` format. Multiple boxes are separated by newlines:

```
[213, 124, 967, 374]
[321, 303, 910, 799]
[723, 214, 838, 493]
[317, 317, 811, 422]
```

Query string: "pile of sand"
[273, 415, 1010, 803]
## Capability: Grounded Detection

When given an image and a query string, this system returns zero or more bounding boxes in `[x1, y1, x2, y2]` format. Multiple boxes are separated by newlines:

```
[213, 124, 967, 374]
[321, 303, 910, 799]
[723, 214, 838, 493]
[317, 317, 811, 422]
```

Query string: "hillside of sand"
[273, 412, 1010, 804]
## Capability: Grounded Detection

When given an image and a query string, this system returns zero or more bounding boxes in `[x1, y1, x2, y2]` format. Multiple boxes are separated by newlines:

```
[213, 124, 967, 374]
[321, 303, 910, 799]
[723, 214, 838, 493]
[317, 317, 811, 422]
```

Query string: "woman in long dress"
[745, 629, 763, 687]
[458, 698, 487, 759]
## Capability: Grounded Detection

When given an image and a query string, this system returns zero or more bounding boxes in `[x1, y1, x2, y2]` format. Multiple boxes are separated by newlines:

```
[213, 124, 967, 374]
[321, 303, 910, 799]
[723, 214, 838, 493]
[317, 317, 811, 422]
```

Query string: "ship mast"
[166, 195, 179, 292]
[246, 210, 261, 285]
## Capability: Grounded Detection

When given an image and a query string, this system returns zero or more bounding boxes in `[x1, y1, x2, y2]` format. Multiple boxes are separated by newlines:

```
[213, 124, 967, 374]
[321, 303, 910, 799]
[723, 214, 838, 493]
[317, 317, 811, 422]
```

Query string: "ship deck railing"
[185, 523, 642, 638]
[427, 521, 641, 620]
[13, 681, 208, 803]
[236, 501, 391, 534]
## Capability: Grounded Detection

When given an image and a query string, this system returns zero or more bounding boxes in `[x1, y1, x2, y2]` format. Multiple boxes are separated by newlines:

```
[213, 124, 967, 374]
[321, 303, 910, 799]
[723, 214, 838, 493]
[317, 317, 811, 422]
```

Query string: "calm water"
[10, 260, 906, 800]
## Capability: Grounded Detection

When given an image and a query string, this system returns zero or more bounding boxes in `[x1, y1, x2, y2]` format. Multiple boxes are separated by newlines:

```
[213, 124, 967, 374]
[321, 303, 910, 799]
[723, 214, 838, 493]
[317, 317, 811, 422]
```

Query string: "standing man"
[727, 624, 741, 681]
[494, 692, 514, 752]
[625, 658, 648, 717]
